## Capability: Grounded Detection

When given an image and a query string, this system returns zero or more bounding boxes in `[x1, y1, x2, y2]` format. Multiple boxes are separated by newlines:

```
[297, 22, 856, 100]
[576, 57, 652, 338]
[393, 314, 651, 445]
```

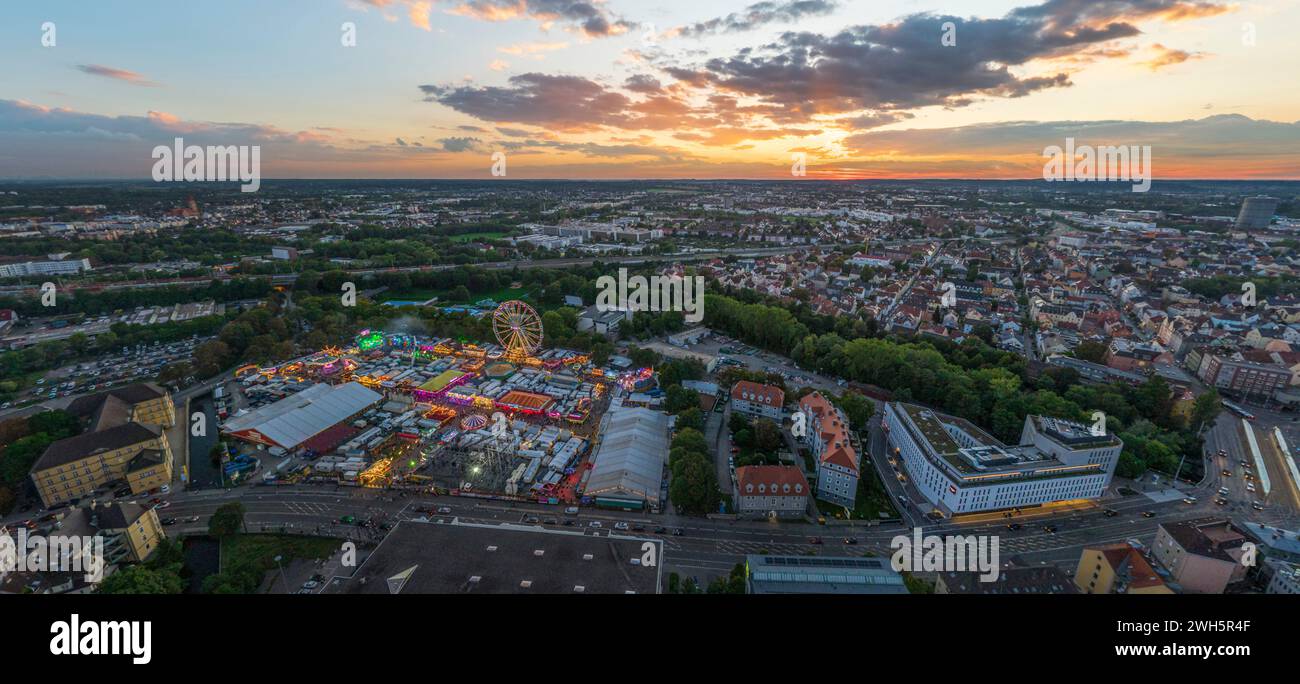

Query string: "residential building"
[1151, 520, 1251, 594]
[31, 423, 172, 507]
[30, 383, 177, 508]
[1075, 543, 1173, 594]
[883, 402, 1122, 515]
[734, 465, 809, 519]
[730, 380, 785, 421]
[799, 392, 859, 508]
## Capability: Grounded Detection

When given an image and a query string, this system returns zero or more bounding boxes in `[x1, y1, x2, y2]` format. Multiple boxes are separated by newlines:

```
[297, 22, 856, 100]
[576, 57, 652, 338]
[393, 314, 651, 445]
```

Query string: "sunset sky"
[2, 0, 1298, 180]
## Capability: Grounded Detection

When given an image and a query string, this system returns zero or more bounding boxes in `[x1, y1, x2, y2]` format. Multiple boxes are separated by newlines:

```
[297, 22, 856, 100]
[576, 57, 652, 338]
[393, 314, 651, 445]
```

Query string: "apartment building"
[1074, 543, 1173, 594]
[30, 383, 176, 507]
[1152, 520, 1251, 594]
[883, 402, 1122, 515]
[1198, 355, 1291, 398]
[730, 380, 785, 421]
[799, 392, 859, 508]
[734, 465, 809, 519]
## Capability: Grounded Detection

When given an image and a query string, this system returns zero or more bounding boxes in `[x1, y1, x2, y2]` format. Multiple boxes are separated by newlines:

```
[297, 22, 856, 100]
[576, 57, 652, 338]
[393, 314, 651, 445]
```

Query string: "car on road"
[613, 522, 630, 531]
[588, 520, 603, 528]
[563, 520, 575, 527]
[1006, 523, 1022, 531]
[1042, 525, 1058, 533]
[152, 501, 171, 510]
[339, 515, 357, 524]
[672, 528, 684, 536]
[1221, 469, 1232, 477]
[436, 506, 452, 514]
[653, 526, 667, 534]
[161, 518, 177, 526]
[843, 537, 858, 545]
[524, 515, 540, 524]
[1141, 511, 1156, 518]
[1182, 497, 1197, 504]
[1215, 498, 1228, 506]
[1103, 509, 1119, 517]
[1246, 483, 1256, 493]
[1218, 487, 1230, 496]
[301, 580, 320, 589]
[808, 536, 823, 544]
[1252, 502, 1264, 511]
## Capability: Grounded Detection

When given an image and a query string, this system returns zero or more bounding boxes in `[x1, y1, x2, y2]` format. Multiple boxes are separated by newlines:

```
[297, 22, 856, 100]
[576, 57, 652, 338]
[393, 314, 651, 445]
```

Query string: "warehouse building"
[584, 407, 669, 511]
[222, 381, 382, 451]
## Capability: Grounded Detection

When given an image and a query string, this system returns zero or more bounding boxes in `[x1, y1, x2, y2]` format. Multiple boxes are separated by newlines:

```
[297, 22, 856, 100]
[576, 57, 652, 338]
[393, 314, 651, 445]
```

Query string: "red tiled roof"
[799, 392, 859, 474]
[731, 381, 785, 408]
[736, 465, 809, 497]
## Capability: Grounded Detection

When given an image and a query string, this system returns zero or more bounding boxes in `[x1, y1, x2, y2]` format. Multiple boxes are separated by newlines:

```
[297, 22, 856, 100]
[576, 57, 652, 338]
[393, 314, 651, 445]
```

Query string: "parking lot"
[0, 335, 207, 415]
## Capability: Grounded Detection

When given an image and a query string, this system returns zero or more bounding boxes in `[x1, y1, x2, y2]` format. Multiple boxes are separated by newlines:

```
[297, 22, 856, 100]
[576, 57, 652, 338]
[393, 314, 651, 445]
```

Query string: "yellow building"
[31, 383, 177, 508]
[66, 382, 175, 431]
[56, 501, 166, 564]
[31, 423, 172, 508]
[1075, 543, 1174, 594]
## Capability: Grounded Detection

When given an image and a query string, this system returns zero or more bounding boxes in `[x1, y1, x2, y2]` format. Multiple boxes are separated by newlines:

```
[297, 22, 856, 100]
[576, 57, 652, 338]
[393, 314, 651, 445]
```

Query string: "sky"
[1, 0, 1298, 180]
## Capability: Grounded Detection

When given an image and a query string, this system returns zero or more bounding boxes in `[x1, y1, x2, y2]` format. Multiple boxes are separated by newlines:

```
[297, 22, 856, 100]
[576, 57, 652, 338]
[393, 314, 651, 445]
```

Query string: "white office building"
[0, 257, 92, 278]
[883, 402, 1122, 515]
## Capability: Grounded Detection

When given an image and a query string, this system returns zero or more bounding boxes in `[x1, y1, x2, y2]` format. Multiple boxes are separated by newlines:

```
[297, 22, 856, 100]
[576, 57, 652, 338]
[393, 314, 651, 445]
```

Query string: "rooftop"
[326, 521, 662, 594]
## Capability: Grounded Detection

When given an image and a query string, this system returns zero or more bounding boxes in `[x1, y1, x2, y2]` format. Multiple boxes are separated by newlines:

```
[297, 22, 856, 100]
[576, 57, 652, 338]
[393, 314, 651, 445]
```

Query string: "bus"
[1223, 401, 1256, 421]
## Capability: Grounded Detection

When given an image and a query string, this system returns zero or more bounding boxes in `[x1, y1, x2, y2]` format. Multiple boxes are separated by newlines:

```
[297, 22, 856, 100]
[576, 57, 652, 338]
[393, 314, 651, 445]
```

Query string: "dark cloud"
[674, 0, 839, 38]
[421, 73, 633, 130]
[439, 136, 482, 152]
[448, 0, 634, 37]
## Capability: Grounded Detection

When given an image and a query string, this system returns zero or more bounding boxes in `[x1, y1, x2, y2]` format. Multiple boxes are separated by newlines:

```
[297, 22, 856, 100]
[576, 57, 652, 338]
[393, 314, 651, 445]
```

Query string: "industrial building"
[222, 381, 383, 451]
[883, 402, 1122, 516]
[584, 406, 670, 511]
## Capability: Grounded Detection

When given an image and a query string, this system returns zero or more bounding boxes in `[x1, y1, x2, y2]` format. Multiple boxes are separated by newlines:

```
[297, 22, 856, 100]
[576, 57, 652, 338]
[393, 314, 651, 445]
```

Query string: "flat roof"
[326, 521, 662, 594]
[223, 381, 382, 450]
[746, 555, 908, 594]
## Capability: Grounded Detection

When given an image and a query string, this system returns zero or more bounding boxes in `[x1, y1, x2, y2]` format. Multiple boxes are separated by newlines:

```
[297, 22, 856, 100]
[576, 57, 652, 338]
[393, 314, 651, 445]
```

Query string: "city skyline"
[2, 0, 1299, 180]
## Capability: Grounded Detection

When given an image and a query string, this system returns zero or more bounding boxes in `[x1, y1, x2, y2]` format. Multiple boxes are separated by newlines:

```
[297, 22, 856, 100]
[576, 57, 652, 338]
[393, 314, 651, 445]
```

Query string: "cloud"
[497, 41, 568, 56]
[1142, 43, 1206, 70]
[673, 0, 839, 38]
[445, 0, 633, 37]
[489, 59, 510, 71]
[420, 73, 634, 130]
[75, 64, 160, 87]
[660, 0, 1233, 121]
[439, 136, 482, 151]
[839, 114, 1300, 178]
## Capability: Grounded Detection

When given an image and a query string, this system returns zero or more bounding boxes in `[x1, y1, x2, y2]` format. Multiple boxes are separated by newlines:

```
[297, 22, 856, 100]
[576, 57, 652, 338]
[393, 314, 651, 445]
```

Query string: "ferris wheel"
[492, 300, 544, 360]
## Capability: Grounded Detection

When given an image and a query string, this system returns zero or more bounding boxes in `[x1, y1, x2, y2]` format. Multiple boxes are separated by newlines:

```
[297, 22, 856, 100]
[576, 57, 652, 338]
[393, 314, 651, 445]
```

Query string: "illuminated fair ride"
[492, 300, 543, 363]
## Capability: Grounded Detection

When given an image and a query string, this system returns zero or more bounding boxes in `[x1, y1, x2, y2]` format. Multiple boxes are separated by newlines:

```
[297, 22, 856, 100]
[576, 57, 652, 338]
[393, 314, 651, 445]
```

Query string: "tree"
[753, 419, 783, 453]
[1191, 389, 1222, 432]
[675, 407, 704, 432]
[1074, 341, 1107, 364]
[670, 428, 708, 455]
[669, 451, 721, 514]
[96, 564, 184, 594]
[208, 502, 246, 538]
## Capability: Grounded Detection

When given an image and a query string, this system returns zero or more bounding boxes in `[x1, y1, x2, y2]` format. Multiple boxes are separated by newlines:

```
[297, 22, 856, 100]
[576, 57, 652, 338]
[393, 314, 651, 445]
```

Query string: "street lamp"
[273, 554, 288, 593]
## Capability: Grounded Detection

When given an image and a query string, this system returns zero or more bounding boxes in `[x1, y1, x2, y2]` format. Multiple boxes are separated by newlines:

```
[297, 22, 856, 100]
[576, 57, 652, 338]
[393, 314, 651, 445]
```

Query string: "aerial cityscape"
[1, 0, 1298, 662]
